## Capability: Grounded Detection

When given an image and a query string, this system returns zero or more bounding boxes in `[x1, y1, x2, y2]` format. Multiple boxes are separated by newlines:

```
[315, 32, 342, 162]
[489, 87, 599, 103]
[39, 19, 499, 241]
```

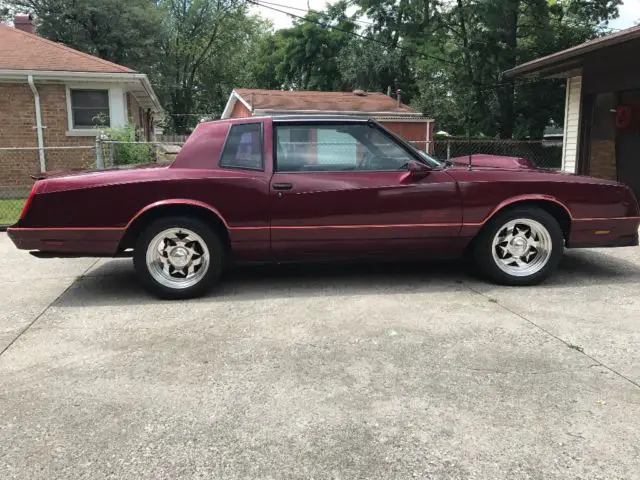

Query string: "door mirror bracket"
[408, 160, 431, 179]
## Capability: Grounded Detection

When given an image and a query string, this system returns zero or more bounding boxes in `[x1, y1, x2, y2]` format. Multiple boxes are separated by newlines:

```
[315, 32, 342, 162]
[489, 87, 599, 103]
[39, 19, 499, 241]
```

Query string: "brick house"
[222, 88, 434, 152]
[0, 15, 162, 191]
[504, 25, 640, 201]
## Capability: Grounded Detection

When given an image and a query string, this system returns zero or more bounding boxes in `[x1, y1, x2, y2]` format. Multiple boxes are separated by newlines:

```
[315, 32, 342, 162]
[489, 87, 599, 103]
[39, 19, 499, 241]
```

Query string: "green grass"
[0, 198, 26, 225]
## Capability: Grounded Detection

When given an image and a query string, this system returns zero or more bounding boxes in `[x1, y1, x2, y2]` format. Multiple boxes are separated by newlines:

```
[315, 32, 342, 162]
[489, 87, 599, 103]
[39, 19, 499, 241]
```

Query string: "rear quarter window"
[219, 123, 264, 171]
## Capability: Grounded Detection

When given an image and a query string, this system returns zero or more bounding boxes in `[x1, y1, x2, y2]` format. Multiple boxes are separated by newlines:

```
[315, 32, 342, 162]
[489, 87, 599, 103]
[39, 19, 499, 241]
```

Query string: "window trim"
[272, 121, 425, 174]
[218, 122, 265, 172]
[65, 86, 112, 134]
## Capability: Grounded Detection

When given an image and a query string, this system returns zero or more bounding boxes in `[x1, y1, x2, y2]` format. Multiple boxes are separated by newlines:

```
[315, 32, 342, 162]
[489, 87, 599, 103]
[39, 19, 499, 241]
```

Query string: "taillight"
[19, 183, 37, 220]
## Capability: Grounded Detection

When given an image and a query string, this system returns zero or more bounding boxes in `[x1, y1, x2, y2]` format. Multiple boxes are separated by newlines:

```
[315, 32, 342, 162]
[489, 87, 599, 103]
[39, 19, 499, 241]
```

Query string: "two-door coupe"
[8, 116, 640, 299]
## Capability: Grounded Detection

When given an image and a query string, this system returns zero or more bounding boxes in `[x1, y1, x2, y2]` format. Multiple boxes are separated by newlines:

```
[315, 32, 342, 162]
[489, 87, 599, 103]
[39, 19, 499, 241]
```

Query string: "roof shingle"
[0, 24, 135, 73]
[234, 88, 416, 113]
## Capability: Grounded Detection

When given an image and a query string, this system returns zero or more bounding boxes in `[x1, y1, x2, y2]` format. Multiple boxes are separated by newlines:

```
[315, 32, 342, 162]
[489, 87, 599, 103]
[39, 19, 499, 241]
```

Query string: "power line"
[255, 0, 375, 26]
[246, 0, 462, 66]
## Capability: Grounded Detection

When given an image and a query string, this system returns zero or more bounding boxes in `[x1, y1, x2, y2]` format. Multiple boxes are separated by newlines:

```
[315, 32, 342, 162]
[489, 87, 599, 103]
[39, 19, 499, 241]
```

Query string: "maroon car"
[8, 116, 640, 299]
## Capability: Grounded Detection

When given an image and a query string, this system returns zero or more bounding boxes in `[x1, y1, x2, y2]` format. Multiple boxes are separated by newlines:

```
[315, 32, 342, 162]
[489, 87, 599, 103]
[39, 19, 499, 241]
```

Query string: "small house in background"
[0, 14, 163, 191]
[504, 24, 640, 201]
[222, 88, 434, 153]
[542, 125, 564, 147]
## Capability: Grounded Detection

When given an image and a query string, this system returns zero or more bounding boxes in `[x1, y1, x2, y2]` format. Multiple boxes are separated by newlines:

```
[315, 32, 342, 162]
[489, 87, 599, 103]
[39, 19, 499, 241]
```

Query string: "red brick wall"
[127, 93, 152, 140]
[588, 140, 617, 180]
[229, 100, 251, 118]
[0, 83, 39, 191]
[380, 121, 432, 152]
[0, 82, 96, 189]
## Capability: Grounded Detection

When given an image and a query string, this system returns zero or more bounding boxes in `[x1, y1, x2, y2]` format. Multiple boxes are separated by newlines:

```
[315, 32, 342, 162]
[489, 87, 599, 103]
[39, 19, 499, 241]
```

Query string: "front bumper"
[568, 217, 640, 249]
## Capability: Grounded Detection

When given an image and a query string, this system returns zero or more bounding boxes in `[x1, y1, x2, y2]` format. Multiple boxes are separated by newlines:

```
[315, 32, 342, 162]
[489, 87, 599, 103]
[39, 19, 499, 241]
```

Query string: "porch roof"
[503, 24, 640, 79]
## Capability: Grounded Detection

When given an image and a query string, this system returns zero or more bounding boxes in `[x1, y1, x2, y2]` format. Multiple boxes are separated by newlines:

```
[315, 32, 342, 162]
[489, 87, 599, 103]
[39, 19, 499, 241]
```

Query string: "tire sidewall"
[473, 207, 564, 286]
[133, 216, 225, 299]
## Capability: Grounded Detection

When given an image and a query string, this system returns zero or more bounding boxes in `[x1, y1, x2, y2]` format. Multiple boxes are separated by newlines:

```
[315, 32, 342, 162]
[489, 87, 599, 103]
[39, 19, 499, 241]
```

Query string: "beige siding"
[561, 75, 582, 173]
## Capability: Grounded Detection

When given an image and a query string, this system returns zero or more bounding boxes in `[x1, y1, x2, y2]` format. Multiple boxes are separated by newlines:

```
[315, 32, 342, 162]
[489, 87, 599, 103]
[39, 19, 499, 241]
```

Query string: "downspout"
[28, 75, 46, 172]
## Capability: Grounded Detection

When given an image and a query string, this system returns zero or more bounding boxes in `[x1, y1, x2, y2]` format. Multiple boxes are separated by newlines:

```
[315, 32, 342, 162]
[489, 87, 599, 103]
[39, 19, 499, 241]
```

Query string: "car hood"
[446, 154, 626, 188]
[448, 154, 537, 170]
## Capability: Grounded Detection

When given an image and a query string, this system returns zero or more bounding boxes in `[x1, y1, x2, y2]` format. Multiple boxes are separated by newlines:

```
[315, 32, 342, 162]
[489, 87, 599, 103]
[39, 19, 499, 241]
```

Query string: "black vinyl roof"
[271, 115, 372, 123]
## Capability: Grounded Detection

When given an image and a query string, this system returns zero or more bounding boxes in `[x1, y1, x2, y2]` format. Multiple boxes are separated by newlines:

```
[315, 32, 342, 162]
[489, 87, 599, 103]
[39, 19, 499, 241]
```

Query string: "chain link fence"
[0, 145, 97, 227]
[95, 139, 186, 169]
[0, 137, 562, 227]
[410, 139, 563, 170]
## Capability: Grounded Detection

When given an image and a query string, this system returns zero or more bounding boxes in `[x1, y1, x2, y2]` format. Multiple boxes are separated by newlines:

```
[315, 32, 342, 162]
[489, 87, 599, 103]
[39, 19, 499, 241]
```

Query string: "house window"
[70, 89, 110, 128]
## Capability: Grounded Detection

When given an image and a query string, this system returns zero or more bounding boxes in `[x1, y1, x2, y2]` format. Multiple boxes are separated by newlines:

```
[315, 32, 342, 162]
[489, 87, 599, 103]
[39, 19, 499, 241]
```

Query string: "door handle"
[272, 182, 293, 191]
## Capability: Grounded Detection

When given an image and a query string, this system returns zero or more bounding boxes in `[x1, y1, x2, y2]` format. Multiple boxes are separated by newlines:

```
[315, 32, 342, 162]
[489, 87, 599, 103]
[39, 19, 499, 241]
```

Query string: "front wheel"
[473, 207, 564, 286]
[133, 216, 225, 299]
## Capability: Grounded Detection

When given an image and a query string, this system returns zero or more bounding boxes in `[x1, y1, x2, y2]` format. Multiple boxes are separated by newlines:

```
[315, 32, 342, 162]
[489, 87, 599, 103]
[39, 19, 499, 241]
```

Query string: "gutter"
[0, 69, 164, 114]
[27, 75, 46, 172]
[0, 69, 142, 81]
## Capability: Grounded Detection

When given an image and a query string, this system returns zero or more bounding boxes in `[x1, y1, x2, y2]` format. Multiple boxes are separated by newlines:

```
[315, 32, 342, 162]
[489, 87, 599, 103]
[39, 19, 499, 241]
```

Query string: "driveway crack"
[464, 283, 640, 391]
[0, 259, 100, 360]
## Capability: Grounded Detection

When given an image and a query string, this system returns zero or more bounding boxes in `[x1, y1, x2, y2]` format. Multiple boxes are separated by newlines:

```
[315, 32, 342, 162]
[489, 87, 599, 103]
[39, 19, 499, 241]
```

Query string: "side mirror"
[408, 160, 431, 178]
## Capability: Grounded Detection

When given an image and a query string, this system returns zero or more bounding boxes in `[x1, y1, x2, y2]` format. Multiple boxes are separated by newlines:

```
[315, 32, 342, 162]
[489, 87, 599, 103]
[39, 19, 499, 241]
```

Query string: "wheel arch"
[486, 197, 571, 239]
[465, 196, 572, 255]
[118, 200, 231, 252]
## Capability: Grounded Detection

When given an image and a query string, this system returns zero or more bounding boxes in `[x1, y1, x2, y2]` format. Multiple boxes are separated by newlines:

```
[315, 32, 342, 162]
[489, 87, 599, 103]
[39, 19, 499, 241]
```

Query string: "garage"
[505, 25, 640, 200]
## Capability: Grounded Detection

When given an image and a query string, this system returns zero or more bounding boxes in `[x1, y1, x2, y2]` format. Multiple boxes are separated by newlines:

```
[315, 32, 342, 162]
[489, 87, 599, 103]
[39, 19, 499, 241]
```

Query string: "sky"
[611, 0, 640, 29]
[251, 0, 640, 31]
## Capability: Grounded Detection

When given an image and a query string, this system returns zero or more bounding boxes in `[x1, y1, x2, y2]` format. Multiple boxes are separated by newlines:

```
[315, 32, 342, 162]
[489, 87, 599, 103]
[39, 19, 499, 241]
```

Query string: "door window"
[275, 123, 415, 172]
[220, 123, 263, 170]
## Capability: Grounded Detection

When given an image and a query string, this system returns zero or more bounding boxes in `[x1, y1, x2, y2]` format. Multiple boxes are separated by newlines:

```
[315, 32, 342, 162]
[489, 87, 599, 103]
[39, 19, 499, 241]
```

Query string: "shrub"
[104, 124, 155, 166]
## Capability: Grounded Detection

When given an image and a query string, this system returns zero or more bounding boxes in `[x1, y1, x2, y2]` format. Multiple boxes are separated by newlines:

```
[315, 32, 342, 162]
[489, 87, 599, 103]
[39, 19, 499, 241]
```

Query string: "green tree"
[7, 0, 164, 73]
[353, 0, 622, 138]
[270, 1, 356, 90]
[245, 28, 286, 89]
[156, 0, 270, 133]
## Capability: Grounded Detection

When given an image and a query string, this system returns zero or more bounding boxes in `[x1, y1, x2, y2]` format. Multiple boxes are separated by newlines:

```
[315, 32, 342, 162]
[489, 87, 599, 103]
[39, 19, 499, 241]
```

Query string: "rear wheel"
[473, 207, 564, 286]
[133, 216, 225, 299]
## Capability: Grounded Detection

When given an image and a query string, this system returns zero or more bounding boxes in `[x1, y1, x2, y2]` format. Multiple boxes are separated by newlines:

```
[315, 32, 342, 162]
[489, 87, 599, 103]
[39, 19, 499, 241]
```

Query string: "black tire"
[472, 207, 564, 286]
[133, 216, 225, 299]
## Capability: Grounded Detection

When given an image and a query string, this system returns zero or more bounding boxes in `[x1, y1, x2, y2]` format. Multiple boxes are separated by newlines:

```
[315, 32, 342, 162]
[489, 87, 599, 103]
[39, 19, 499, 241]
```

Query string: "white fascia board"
[221, 90, 253, 119]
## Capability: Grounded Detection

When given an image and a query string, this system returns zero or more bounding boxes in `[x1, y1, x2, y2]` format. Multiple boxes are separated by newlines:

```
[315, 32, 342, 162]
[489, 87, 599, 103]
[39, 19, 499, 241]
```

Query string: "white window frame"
[65, 84, 127, 136]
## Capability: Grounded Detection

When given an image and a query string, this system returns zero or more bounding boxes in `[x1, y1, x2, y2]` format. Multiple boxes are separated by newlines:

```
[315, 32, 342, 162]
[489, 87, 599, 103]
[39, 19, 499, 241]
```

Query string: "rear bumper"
[7, 226, 124, 255]
[568, 217, 640, 249]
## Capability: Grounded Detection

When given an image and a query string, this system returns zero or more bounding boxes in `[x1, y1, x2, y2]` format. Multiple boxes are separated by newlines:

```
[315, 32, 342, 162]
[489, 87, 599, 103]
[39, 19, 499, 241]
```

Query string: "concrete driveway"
[0, 232, 639, 479]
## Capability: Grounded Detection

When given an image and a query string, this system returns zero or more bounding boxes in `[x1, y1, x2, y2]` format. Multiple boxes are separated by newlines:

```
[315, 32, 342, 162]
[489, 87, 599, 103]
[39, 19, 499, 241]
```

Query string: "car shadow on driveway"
[52, 248, 640, 307]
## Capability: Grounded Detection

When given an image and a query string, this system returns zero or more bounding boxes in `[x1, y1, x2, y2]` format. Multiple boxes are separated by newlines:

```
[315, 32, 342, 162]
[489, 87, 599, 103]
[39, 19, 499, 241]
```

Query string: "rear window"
[219, 123, 263, 170]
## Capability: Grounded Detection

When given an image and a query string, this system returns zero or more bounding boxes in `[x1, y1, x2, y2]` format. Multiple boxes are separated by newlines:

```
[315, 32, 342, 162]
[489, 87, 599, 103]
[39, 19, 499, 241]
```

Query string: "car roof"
[196, 115, 374, 130]
[270, 115, 372, 124]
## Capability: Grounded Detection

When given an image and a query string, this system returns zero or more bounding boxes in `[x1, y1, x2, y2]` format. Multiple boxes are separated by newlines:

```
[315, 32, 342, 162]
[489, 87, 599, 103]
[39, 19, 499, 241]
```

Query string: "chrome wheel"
[491, 218, 552, 277]
[145, 228, 210, 290]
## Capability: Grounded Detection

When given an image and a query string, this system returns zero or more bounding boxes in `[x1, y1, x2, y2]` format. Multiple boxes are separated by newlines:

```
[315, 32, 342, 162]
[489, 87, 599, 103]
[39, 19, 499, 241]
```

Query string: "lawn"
[0, 198, 26, 225]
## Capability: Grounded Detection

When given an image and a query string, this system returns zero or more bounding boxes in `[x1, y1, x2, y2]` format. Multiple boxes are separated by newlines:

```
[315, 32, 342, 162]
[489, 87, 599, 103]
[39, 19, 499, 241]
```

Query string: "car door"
[269, 120, 462, 259]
